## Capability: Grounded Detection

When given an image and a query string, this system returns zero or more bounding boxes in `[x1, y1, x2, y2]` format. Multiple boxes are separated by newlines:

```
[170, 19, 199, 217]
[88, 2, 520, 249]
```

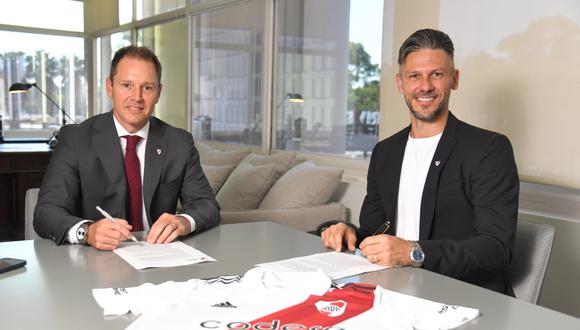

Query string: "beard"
[405, 91, 451, 123]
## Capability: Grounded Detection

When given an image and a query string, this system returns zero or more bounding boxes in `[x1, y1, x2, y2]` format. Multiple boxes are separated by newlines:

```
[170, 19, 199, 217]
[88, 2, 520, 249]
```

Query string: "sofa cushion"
[238, 152, 297, 181]
[201, 164, 234, 193]
[217, 162, 278, 210]
[259, 161, 344, 209]
[221, 203, 348, 233]
[196, 140, 251, 166]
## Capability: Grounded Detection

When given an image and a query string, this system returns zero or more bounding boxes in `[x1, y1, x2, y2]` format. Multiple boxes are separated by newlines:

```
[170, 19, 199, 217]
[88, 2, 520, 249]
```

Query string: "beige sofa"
[24, 143, 348, 239]
[196, 141, 347, 233]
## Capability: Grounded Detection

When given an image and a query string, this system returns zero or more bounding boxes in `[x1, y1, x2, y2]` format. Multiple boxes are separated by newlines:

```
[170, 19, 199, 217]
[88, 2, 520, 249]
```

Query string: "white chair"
[509, 220, 555, 304]
[24, 188, 40, 240]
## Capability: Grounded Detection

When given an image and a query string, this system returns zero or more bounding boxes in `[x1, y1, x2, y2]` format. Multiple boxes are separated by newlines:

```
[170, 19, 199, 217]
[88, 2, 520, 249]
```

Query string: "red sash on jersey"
[237, 283, 376, 329]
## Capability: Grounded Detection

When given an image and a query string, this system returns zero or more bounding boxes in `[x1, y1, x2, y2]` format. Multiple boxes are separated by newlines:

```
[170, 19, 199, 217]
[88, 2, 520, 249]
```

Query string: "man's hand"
[321, 223, 357, 252]
[147, 213, 191, 244]
[86, 218, 134, 250]
[359, 234, 412, 267]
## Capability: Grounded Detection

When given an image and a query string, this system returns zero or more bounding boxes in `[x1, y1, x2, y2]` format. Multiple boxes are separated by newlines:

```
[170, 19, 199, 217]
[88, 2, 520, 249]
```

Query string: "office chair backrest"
[509, 220, 555, 304]
[25, 188, 40, 240]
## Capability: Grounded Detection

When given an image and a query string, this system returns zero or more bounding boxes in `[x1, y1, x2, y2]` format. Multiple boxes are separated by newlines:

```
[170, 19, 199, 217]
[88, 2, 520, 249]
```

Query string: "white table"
[1, 222, 578, 329]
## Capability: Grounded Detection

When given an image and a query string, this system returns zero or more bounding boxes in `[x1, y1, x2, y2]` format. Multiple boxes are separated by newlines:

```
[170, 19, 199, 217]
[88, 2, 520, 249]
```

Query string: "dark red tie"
[123, 135, 143, 231]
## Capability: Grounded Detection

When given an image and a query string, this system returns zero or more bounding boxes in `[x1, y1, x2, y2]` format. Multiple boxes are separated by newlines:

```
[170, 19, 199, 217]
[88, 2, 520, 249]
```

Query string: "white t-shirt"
[396, 133, 442, 240]
[92, 267, 479, 330]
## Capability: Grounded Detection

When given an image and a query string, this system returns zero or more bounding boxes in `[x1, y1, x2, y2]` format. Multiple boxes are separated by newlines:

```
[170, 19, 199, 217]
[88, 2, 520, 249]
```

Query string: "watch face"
[77, 225, 87, 240]
[412, 248, 425, 262]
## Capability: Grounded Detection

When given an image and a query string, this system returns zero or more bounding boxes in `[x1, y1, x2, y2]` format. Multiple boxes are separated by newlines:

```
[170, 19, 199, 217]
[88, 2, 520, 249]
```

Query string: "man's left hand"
[146, 213, 191, 244]
[359, 234, 412, 267]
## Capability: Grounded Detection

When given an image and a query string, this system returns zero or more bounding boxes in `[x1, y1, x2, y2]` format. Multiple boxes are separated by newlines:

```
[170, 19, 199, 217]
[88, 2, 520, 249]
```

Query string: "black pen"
[372, 221, 391, 235]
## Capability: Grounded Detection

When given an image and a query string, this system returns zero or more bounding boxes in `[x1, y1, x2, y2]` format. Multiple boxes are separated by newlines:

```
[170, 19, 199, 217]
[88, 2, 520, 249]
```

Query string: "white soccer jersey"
[92, 268, 479, 330]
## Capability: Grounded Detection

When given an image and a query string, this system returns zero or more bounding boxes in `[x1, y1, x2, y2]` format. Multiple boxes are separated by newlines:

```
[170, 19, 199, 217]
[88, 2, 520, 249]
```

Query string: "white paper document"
[114, 241, 216, 270]
[255, 251, 388, 280]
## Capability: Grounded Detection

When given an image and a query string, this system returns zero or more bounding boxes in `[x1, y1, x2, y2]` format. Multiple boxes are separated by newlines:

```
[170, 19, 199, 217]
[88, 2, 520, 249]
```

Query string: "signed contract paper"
[114, 241, 216, 270]
[256, 251, 388, 280]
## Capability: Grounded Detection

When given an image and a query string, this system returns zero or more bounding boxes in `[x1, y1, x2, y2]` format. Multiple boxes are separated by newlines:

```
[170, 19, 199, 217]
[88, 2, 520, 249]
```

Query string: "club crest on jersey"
[314, 300, 347, 317]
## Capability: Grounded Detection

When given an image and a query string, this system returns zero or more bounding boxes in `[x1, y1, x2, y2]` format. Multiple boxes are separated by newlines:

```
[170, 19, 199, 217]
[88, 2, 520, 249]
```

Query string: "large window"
[0, 0, 86, 139]
[190, 0, 266, 145]
[273, 0, 382, 158]
[189, 0, 383, 158]
[0, 32, 86, 138]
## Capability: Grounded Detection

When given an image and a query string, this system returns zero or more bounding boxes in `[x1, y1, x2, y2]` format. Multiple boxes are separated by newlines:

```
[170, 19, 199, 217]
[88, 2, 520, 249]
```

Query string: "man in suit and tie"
[321, 29, 519, 295]
[34, 46, 220, 250]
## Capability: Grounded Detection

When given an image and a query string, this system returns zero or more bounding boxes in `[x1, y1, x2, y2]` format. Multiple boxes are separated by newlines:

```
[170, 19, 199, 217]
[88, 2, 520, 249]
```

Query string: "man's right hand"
[321, 222, 357, 252]
[86, 218, 134, 250]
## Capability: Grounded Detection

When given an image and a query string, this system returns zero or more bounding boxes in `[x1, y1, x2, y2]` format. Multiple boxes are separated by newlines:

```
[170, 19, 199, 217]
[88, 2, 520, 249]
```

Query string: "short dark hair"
[109, 45, 162, 84]
[397, 29, 455, 66]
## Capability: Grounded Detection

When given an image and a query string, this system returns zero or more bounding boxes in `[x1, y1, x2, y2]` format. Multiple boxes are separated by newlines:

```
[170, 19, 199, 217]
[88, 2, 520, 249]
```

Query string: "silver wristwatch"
[409, 241, 425, 267]
[76, 222, 90, 245]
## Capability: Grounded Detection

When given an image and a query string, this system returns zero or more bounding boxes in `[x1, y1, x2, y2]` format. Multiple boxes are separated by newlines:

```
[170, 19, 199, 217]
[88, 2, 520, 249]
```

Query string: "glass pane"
[274, 0, 383, 158]
[191, 0, 265, 146]
[0, 31, 86, 138]
[0, 0, 83, 32]
[119, 0, 133, 25]
[136, 0, 186, 20]
[95, 31, 132, 114]
[138, 19, 187, 129]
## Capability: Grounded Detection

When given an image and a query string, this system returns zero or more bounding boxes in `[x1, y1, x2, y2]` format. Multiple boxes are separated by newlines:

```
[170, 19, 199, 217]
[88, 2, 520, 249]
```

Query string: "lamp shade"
[8, 83, 34, 93]
[287, 93, 304, 103]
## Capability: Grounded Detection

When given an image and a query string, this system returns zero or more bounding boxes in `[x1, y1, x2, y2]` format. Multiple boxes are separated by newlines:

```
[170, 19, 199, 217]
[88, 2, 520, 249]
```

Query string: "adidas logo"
[211, 301, 237, 308]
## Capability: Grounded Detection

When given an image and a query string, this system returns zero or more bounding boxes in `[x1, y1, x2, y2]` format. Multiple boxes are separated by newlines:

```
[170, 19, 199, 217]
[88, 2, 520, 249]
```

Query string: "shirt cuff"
[176, 214, 196, 234]
[67, 220, 94, 244]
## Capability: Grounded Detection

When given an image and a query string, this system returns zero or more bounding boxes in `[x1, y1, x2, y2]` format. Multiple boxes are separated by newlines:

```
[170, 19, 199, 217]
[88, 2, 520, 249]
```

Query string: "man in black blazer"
[321, 29, 519, 295]
[34, 46, 220, 250]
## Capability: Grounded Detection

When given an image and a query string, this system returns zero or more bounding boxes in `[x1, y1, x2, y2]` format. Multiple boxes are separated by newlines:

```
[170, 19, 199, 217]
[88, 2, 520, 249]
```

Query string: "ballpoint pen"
[96, 205, 139, 242]
[355, 220, 392, 257]
[372, 221, 391, 235]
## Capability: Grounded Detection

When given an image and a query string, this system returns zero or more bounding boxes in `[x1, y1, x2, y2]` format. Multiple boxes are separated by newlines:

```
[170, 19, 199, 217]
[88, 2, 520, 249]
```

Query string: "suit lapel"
[419, 113, 459, 239]
[91, 112, 127, 206]
[143, 118, 167, 223]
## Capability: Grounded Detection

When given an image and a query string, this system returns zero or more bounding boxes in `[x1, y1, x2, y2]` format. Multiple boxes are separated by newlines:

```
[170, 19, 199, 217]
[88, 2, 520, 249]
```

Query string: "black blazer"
[34, 112, 220, 244]
[358, 113, 519, 294]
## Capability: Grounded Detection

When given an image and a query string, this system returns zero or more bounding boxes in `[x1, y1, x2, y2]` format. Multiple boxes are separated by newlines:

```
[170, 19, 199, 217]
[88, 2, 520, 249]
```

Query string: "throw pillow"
[195, 140, 250, 167]
[239, 152, 297, 181]
[258, 161, 344, 209]
[201, 164, 235, 193]
[217, 162, 278, 210]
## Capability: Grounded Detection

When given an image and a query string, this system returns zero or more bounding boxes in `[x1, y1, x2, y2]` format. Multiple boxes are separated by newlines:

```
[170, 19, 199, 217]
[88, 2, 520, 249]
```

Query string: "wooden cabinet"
[0, 143, 52, 241]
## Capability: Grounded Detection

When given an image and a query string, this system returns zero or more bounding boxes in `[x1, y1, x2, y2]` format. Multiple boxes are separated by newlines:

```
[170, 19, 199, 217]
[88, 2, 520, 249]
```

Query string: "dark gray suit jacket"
[34, 112, 220, 244]
[358, 113, 519, 294]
